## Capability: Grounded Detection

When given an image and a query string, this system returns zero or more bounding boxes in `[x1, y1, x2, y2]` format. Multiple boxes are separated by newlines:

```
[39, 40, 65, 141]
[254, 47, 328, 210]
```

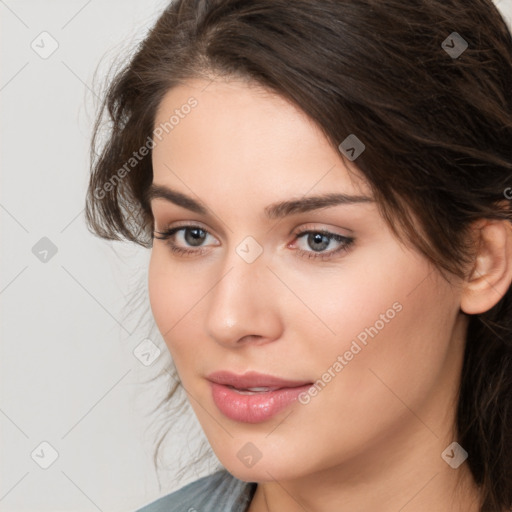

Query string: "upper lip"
[207, 371, 312, 390]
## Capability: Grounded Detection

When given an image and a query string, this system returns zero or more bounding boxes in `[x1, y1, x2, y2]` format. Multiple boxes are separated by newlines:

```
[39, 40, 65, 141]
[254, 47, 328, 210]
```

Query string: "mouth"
[225, 385, 281, 395]
[207, 371, 313, 423]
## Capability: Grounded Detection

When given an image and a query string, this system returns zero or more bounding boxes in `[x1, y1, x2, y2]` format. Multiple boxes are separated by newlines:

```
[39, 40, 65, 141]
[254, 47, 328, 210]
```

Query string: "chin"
[216, 446, 310, 484]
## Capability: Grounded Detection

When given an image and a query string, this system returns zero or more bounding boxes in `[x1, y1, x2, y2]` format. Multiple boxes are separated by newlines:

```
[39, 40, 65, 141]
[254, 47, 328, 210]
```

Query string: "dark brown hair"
[86, 1, 512, 510]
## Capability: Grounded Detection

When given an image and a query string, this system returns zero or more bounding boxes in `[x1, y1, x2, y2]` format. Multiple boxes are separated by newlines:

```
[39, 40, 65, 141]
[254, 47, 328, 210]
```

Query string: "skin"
[147, 77, 487, 511]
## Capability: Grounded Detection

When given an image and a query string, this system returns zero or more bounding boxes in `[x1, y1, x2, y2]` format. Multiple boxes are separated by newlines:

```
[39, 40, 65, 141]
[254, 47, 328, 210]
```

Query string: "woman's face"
[148, 78, 468, 483]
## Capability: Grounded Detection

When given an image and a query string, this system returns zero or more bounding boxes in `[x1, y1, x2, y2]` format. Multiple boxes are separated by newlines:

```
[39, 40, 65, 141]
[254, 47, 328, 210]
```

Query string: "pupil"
[308, 233, 329, 252]
[185, 228, 206, 246]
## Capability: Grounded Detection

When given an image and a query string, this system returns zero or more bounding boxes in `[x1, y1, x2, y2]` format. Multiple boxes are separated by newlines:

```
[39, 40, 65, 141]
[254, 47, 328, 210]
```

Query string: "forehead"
[151, 78, 370, 199]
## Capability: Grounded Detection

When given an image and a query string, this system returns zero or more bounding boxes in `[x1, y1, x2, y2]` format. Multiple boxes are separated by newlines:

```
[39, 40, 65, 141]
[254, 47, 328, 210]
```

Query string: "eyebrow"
[146, 184, 373, 219]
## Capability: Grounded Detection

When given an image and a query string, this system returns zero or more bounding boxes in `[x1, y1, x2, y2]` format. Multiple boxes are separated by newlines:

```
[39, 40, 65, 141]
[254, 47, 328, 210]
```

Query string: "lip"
[207, 371, 313, 423]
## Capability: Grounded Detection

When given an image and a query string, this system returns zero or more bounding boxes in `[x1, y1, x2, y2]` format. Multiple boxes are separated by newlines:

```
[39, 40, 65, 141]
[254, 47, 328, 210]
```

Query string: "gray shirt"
[135, 470, 257, 512]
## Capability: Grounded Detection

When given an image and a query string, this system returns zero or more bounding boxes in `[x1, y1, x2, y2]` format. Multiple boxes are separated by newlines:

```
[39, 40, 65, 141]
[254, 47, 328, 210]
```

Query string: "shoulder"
[135, 469, 256, 512]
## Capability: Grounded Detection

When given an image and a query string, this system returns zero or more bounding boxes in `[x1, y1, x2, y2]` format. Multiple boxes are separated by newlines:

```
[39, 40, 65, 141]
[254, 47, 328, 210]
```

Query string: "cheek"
[147, 249, 199, 352]
[274, 239, 431, 352]
[147, 248, 221, 371]
[292, 248, 460, 439]
[148, 250, 173, 333]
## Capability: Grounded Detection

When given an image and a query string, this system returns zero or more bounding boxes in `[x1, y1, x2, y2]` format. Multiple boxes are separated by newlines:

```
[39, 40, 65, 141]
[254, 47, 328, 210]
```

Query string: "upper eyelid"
[154, 220, 211, 233]
[154, 224, 215, 239]
[293, 224, 351, 234]
[151, 208, 229, 238]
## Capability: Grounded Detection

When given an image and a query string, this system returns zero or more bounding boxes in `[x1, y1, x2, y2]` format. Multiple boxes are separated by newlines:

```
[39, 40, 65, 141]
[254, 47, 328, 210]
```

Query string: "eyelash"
[153, 224, 355, 261]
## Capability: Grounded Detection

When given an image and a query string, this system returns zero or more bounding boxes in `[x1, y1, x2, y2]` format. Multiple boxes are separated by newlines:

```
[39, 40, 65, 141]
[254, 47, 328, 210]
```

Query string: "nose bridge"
[204, 242, 282, 346]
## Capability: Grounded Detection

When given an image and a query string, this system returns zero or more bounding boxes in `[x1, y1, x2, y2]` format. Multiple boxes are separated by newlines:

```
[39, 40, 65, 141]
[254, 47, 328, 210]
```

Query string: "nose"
[204, 249, 284, 348]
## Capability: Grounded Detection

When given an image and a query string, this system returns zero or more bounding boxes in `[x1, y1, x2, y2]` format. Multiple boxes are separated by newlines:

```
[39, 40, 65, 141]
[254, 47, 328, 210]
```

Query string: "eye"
[153, 224, 354, 260]
[153, 225, 218, 256]
[292, 229, 354, 260]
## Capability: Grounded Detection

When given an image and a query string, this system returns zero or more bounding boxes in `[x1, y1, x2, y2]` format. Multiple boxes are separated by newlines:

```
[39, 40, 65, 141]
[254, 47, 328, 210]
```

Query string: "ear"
[461, 219, 512, 315]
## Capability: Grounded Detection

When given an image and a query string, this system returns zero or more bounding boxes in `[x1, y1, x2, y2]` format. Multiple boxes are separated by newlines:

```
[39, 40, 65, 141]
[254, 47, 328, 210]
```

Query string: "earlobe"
[461, 219, 512, 315]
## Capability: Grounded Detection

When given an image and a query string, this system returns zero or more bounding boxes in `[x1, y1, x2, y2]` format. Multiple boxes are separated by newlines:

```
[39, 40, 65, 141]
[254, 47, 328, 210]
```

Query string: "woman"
[86, 1, 512, 510]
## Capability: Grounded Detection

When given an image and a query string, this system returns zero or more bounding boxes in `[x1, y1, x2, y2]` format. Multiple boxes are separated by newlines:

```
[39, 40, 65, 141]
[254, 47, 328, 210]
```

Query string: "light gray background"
[1, 1, 511, 511]
[0, 2, 214, 511]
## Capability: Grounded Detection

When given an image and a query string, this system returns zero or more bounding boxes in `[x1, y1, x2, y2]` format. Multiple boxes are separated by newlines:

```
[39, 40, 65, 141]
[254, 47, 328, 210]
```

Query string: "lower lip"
[210, 382, 312, 423]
